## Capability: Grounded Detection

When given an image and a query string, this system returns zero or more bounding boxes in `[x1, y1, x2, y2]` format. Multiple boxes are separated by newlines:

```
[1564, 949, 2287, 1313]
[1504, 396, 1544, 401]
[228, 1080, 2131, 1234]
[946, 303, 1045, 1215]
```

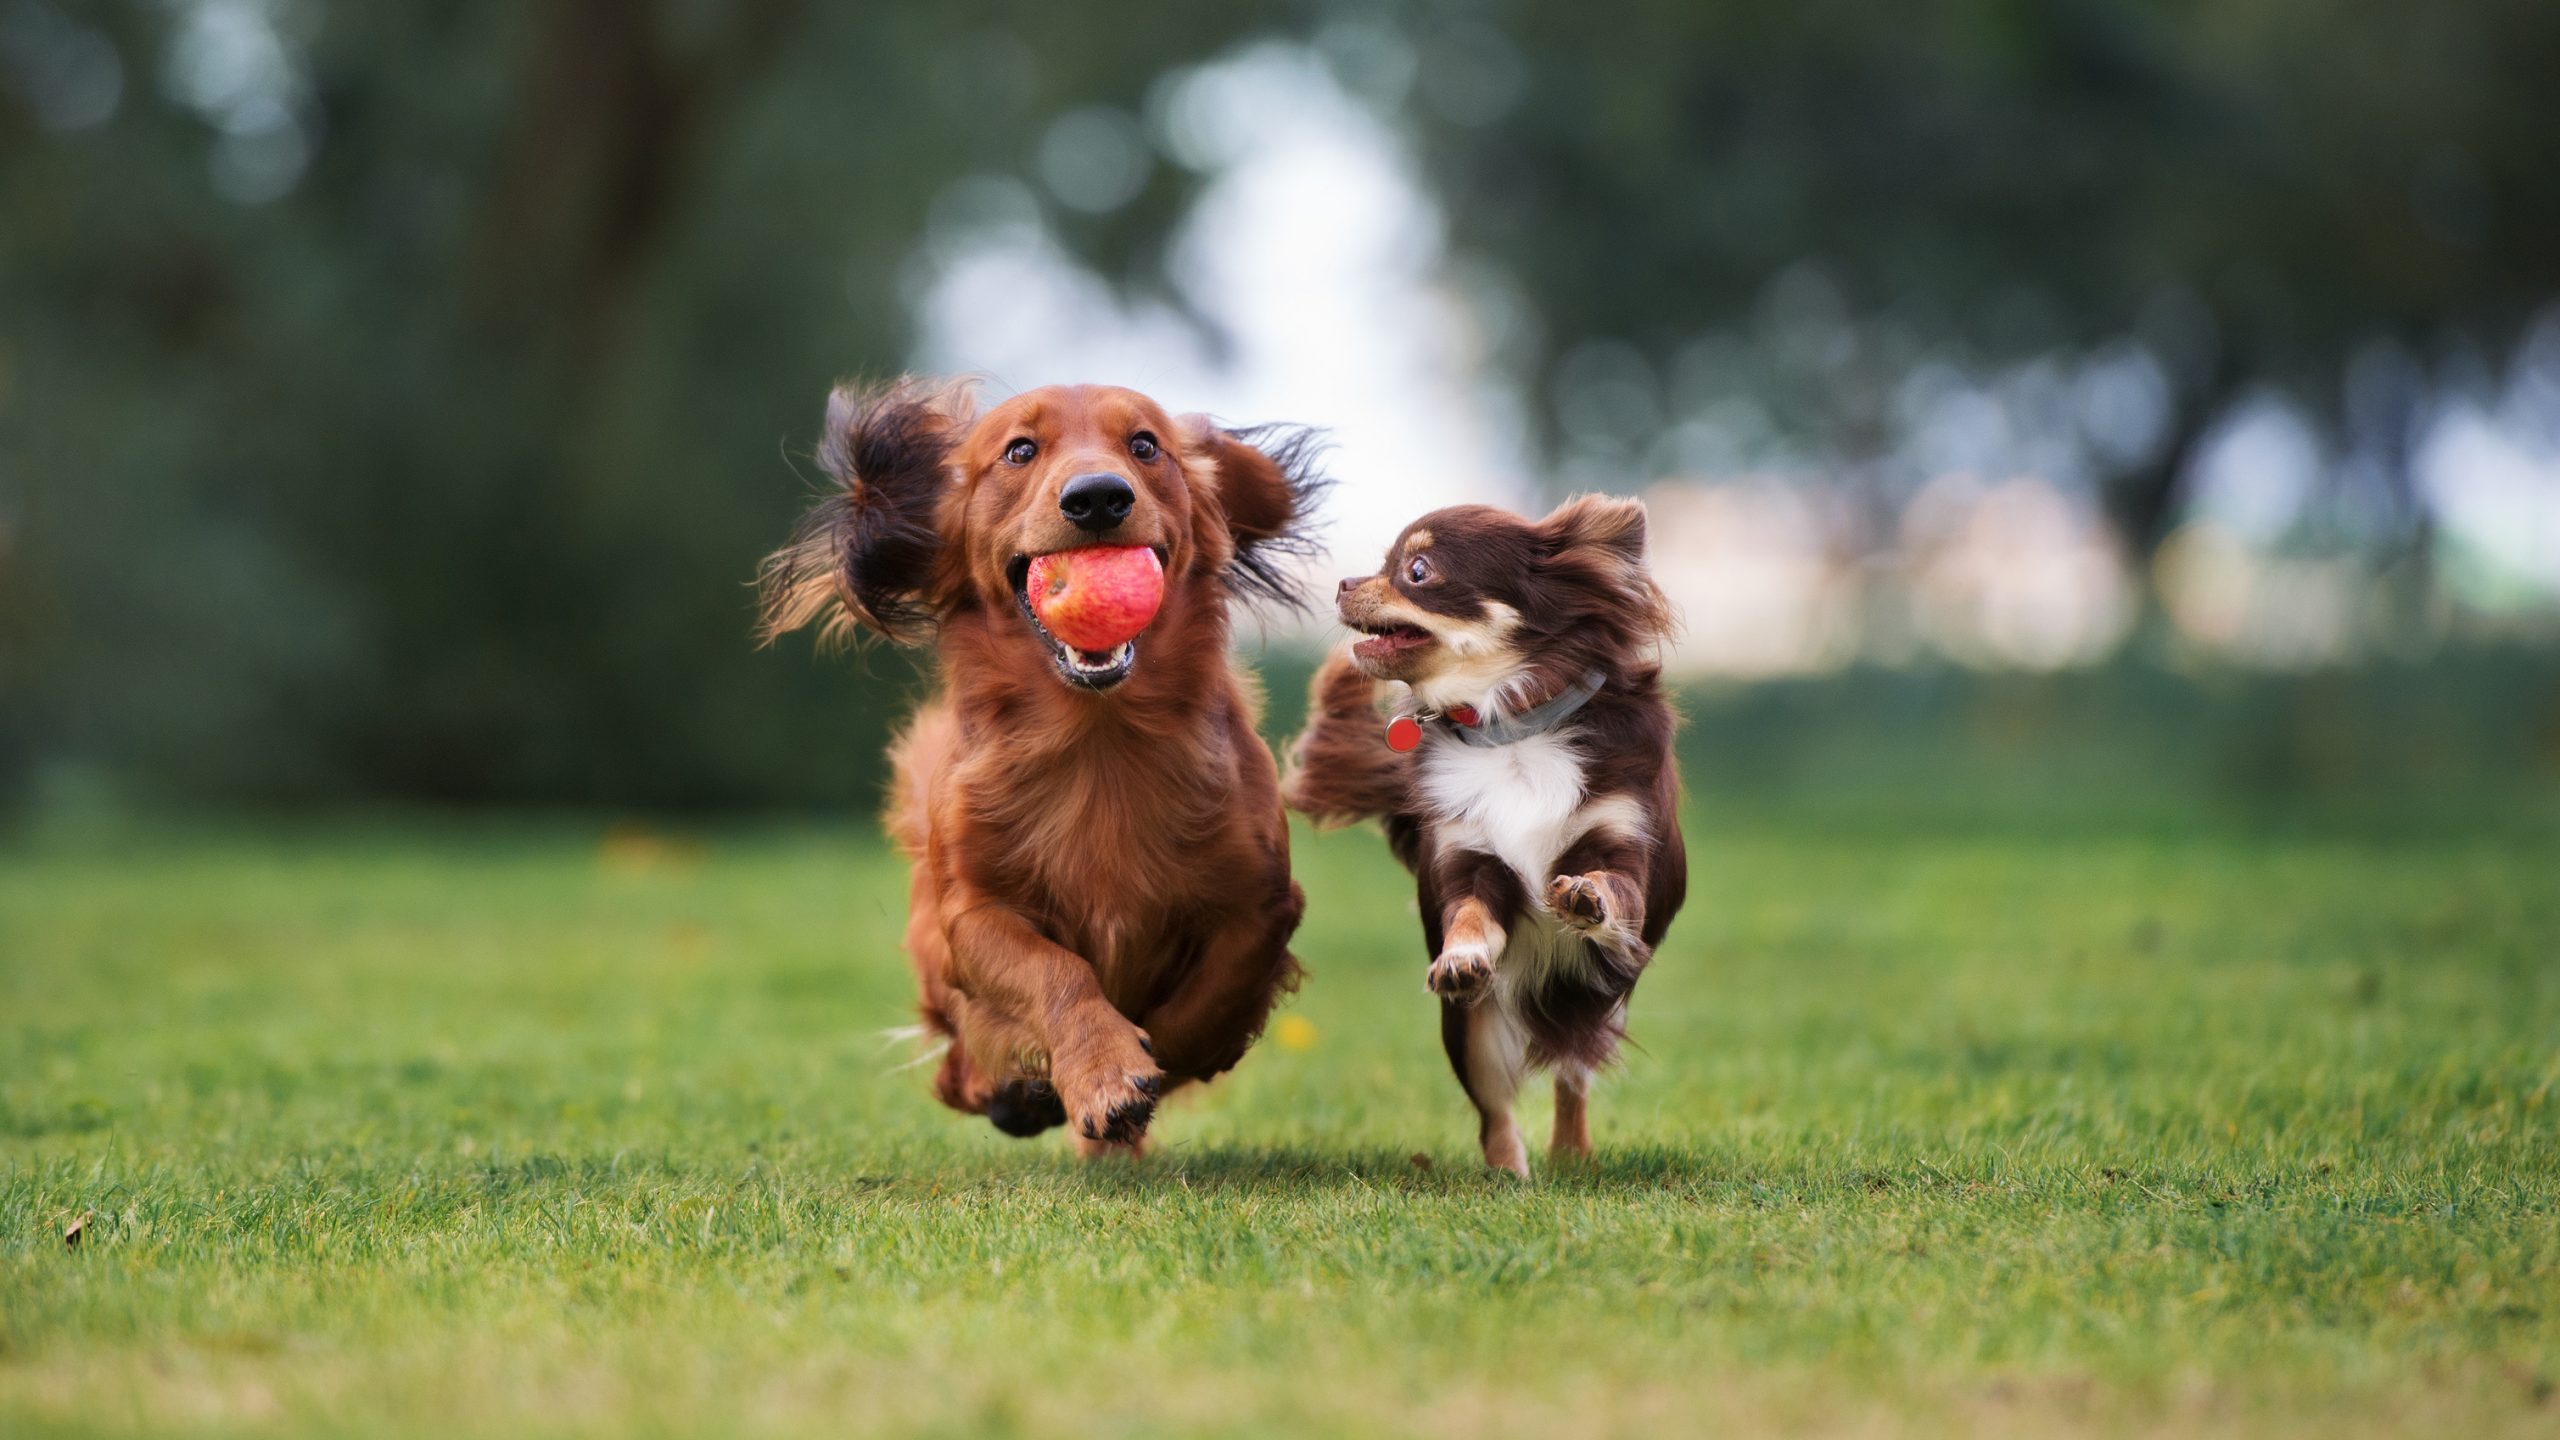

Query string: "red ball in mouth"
[1026, 545, 1165, 652]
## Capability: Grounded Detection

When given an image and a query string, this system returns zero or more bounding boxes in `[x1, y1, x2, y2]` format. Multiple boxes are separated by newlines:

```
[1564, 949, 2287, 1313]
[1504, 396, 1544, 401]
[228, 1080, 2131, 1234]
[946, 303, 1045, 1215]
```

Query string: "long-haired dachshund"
[762, 379, 1325, 1156]
[1285, 498, 1684, 1175]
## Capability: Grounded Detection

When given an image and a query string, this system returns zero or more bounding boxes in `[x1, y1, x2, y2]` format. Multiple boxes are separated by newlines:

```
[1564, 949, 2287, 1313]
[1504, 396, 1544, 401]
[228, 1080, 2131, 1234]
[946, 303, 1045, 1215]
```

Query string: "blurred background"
[5, 0, 2557, 825]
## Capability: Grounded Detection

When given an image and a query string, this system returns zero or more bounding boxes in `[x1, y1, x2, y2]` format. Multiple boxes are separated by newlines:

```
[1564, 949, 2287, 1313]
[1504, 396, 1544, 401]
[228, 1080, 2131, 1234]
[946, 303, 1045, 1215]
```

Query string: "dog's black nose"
[1059, 473, 1136, 534]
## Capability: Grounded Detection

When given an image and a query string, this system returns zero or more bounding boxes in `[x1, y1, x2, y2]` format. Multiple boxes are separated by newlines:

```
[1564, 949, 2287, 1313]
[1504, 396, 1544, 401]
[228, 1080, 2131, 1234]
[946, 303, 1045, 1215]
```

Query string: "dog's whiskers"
[876, 1024, 951, 1074]
[875, 1022, 933, 1050]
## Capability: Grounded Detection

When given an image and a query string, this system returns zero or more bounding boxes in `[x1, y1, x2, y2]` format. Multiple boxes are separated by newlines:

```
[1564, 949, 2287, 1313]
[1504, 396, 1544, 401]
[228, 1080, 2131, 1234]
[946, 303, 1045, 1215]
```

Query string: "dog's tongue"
[1027, 546, 1165, 652]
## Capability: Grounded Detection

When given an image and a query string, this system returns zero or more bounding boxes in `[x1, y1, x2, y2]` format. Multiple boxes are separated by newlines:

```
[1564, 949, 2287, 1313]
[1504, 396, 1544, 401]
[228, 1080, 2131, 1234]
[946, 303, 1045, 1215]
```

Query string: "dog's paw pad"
[985, 1078, 1066, 1138]
[1428, 948, 1496, 1004]
[1546, 874, 1607, 930]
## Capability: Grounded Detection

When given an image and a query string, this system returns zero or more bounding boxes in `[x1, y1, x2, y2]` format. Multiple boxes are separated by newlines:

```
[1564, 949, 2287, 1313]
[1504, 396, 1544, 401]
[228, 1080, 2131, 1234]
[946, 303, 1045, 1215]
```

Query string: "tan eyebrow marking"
[1403, 528, 1434, 553]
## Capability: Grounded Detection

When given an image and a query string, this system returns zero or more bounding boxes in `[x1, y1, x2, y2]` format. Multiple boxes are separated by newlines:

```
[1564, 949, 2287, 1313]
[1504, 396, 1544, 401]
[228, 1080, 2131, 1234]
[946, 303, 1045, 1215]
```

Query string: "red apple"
[1027, 545, 1165, 651]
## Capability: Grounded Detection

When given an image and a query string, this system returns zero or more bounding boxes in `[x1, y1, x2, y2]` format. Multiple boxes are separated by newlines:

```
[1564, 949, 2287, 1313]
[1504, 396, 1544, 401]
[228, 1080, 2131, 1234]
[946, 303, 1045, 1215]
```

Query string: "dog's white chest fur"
[1418, 729, 1590, 892]
[1419, 727, 1652, 999]
[1423, 730, 1617, 1003]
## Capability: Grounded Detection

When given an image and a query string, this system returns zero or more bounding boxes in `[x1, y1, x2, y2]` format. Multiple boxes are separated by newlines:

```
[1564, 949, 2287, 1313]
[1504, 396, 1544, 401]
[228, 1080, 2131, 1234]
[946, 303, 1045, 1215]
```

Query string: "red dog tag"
[1385, 715, 1422, 752]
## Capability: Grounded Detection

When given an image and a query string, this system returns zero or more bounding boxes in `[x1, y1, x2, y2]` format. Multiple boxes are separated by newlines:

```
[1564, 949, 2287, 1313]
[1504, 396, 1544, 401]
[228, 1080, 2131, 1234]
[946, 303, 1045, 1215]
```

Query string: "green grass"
[3, 808, 2556, 1437]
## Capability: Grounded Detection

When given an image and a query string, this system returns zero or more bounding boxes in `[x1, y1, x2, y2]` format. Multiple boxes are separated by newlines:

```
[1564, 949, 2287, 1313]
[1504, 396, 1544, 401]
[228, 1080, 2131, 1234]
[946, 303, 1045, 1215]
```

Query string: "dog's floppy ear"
[1538, 494, 1675, 644]
[1178, 417, 1332, 611]
[758, 378, 973, 647]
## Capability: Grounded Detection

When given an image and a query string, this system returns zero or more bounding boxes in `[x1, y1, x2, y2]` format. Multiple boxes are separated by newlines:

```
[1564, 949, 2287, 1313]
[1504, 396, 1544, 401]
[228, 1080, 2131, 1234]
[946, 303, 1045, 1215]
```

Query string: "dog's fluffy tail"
[1281, 647, 1411, 828]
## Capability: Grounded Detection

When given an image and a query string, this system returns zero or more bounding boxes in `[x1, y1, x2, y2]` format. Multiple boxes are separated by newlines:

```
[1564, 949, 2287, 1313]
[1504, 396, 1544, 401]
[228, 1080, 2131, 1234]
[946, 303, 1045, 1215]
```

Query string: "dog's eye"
[1406, 555, 1436, 584]
[1003, 438, 1037, 466]
[1129, 432, 1159, 462]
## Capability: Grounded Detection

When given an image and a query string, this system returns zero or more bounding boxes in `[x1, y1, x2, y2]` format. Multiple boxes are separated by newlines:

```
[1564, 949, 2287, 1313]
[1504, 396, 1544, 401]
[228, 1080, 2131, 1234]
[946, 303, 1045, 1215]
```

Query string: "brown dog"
[762, 379, 1325, 1155]
[1285, 498, 1684, 1175]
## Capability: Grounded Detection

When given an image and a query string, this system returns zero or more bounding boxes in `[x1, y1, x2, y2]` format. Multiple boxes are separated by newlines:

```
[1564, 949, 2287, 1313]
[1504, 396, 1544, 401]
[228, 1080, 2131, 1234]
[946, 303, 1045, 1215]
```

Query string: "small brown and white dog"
[1284, 498, 1684, 1175]
[761, 378, 1325, 1156]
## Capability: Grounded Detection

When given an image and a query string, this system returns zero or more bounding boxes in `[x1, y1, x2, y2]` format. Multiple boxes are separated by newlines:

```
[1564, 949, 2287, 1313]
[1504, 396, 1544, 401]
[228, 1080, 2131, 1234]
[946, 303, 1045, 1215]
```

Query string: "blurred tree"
[0, 0, 1302, 809]
[7, 0, 2554, 811]
[1377, 0, 2560, 562]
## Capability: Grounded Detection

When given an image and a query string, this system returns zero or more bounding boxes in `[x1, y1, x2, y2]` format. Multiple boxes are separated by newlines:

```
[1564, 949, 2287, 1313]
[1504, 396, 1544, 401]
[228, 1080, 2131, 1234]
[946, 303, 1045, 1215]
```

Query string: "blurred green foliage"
[1, 2, 1296, 809]
[1397, 0, 2560, 548]
[4, 2, 2557, 813]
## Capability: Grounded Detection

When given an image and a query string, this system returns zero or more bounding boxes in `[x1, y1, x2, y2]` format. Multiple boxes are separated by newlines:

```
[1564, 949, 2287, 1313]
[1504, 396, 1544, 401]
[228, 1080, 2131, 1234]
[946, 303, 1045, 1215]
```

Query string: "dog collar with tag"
[1384, 669, 1607, 752]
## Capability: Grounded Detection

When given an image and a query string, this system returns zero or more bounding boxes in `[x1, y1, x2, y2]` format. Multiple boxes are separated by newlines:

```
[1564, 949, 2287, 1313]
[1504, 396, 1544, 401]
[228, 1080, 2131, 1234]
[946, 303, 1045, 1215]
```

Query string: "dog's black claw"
[986, 1079, 1066, 1138]
[1136, 1035, 1153, 1056]
[1133, 1072, 1162, 1100]
[1100, 1093, 1157, 1145]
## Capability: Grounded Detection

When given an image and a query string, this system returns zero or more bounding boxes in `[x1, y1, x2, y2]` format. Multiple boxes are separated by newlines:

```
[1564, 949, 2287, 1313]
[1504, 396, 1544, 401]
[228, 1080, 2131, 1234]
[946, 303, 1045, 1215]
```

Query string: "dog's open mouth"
[1350, 619, 1435, 665]
[1008, 553, 1155, 691]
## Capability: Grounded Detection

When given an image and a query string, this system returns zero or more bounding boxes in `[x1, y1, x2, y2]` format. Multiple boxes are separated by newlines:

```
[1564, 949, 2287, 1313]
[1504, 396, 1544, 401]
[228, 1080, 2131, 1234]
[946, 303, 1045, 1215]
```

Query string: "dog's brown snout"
[1335, 576, 1377, 621]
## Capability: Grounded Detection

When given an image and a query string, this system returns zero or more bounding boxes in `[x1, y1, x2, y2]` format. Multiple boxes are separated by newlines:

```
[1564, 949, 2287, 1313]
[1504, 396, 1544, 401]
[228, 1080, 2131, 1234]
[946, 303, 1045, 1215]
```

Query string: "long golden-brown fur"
[765, 378, 1326, 1155]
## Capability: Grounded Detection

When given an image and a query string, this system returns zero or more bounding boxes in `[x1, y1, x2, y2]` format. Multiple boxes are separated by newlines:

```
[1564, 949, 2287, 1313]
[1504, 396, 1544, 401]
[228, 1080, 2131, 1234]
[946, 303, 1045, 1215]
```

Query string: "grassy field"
[3, 806, 2556, 1438]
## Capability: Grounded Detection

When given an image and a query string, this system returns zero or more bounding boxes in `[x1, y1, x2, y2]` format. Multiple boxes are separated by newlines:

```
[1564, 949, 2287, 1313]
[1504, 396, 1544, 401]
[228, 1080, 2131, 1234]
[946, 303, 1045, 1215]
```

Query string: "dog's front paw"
[1546, 873, 1609, 932]
[1057, 1028, 1164, 1148]
[1427, 945, 1496, 1005]
[1071, 1067, 1161, 1146]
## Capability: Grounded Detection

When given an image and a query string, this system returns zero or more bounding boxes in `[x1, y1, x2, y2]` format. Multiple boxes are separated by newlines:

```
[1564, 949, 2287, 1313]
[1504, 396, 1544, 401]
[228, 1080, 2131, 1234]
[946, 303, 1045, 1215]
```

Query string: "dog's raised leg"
[1426, 885, 1510, 1008]
[1542, 844, 1658, 1167]
[1423, 845, 1515, 1004]
[1544, 869, 1648, 955]
[944, 893, 1163, 1149]
[1138, 884, 1307, 1081]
